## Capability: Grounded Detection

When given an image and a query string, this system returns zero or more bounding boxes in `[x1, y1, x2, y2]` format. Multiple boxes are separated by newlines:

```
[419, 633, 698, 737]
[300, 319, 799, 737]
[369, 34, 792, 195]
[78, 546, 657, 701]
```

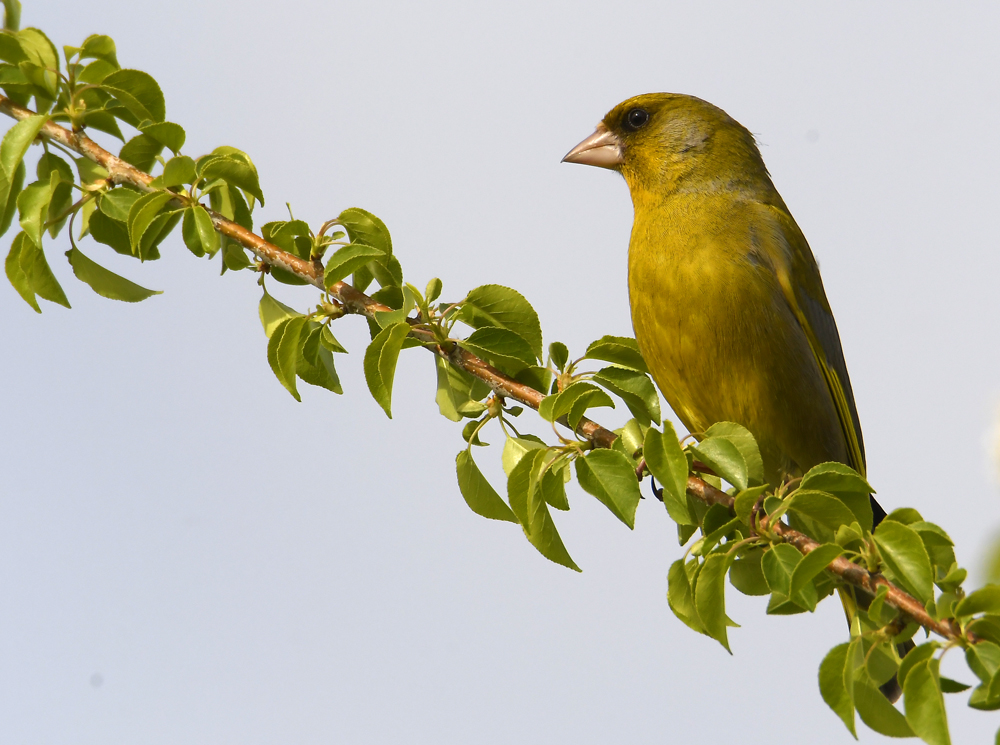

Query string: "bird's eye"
[623, 108, 649, 131]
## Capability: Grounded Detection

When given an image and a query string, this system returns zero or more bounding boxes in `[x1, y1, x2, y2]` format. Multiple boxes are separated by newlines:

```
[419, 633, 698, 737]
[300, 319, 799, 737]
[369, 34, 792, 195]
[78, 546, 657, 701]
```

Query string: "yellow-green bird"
[564, 93, 904, 698]
[563, 92, 885, 524]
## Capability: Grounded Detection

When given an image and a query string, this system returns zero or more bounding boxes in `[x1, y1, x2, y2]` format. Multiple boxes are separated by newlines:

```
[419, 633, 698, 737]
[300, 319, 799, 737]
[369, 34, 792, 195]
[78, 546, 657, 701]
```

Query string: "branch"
[0, 95, 972, 649]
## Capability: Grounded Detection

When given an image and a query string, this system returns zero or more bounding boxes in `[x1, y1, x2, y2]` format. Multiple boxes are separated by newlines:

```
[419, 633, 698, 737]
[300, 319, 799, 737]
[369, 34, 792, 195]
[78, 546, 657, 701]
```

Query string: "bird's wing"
[757, 204, 867, 477]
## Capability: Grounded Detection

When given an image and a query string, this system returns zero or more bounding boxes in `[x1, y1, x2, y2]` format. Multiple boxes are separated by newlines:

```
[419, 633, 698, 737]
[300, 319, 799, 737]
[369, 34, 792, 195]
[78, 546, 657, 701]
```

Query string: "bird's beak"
[562, 123, 623, 169]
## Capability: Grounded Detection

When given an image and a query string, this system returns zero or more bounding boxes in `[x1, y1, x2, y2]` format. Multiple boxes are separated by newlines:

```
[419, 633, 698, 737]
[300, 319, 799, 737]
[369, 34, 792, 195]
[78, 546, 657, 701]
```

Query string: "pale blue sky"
[3, 2, 999, 743]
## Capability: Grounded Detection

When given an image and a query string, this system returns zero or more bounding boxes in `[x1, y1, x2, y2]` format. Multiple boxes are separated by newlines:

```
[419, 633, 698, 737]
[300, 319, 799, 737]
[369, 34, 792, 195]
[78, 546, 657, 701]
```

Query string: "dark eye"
[623, 108, 649, 131]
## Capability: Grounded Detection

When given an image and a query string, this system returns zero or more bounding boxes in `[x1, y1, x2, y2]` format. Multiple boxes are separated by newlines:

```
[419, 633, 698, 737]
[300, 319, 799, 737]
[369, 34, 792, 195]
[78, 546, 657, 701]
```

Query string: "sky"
[3, 1, 1000, 743]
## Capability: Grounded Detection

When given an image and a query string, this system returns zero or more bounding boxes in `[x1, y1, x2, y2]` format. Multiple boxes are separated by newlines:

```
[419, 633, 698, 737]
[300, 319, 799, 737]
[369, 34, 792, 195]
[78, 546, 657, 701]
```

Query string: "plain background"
[3, 1, 999, 743]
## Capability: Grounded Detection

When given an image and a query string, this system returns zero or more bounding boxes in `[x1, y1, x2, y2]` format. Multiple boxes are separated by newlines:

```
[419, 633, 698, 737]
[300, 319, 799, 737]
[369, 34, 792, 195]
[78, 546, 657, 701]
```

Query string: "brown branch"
[0, 95, 973, 648]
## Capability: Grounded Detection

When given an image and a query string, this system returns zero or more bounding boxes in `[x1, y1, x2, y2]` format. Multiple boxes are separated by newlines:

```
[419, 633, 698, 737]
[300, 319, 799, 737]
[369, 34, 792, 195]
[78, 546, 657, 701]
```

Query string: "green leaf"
[575, 449, 641, 528]
[643, 422, 693, 525]
[457, 284, 542, 361]
[264, 317, 302, 401]
[88, 210, 131, 255]
[98, 187, 141, 223]
[583, 335, 648, 374]
[100, 68, 165, 123]
[4, 228, 36, 310]
[733, 484, 768, 525]
[729, 548, 770, 596]
[800, 462, 874, 529]
[460, 326, 539, 376]
[787, 490, 858, 532]
[955, 585, 1000, 618]
[296, 323, 343, 394]
[898, 642, 939, 691]
[539, 463, 569, 511]
[819, 642, 858, 737]
[362, 321, 410, 418]
[667, 558, 705, 633]
[789, 543, 842, 600]
[199, 150, 264, 206]
[338, 207, 392, 254]
[79, 33, 117, 65]
[434, 356, 489, 421]
[549, 341, 569, 371]
[118, 133, 163, 172]
[501, 434, 545, 476]
[854, 670, 914, 737]
[258, 288, 301, 337]
[507, 449, 579, 571]
[0, 158, 23, 238]
[592, 366, 660, 425]
[538, 381, 611, 424]
[762, 543, 801, 598]
[324, 243, 384, 287]
[694, 552, 735, 652]
[703, 422, 764, 487]
[159, 155, 196, 187]
[10, 230, 67, 309]
[966, 641, 1000, 684]
[127, 190, 174, 255]
[904, 658, 950, 745]
[873, 519, 935, 603]
[689, 437, 748, 491]
[455, 449, 517, 523]
[181, 205, 219, 257]
[138, 120, 185, 154]
[16, 177, 52, 247]
[65, 247, 160, 302]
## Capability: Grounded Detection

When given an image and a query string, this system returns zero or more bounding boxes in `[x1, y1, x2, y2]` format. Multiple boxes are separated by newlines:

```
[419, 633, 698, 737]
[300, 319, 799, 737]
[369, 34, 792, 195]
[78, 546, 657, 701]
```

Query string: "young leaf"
[266, 316, 306, 401]
[338, 207, 392, 254]
[65, 247, 161, 302]
[324, 243, 384, 287]
[538, 381, 612, 424]
[13, 230, 68, 309]
[457, 284, 542, 361]
[362, 321, 410, 418]
[667, 558, 705, 634]
[591, 366, 661, 425]
[583, 335, 648, 373]
[548, 341, 569, 372]
[762, 543, 802, 598]
[788, 543, 842, 600]
[689, 437, 748, 491]
[0, 159, 24, 238]
[259, 288, 301, 337]
[903, 658, 950, 745]
[180, 205, 220, 258]
[703, 422, 764, 487]
[434, 356, 489, 422]
[455, 449, 517, 523]
[126, 191, 174, 255]
[199, 150, 264, 206]
[694, 552, 736, 653]
[819, 642, 858, 737]
[729, 548, 769, 596]
[0, 113, 46, 187]
[873, 520, 934, 603]
[507, 449, 579, 571]
[955, 585, 1000, 618]
[16, 177, 52, 247]
[159, 155, 196, 188]
[5, 229, 37, 311]
[643, 422, 693, 525]
[574, 449, 641, 528]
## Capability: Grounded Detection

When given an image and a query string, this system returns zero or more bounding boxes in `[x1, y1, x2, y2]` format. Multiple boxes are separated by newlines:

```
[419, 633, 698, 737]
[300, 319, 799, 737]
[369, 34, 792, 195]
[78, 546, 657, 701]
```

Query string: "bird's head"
[563, 93, 768, 200]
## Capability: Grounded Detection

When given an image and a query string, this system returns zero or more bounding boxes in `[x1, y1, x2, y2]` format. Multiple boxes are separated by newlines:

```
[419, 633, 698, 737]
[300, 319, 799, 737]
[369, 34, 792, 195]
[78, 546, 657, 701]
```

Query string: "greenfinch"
[564, 92, 885, 524]
[565, 93, 904, 700]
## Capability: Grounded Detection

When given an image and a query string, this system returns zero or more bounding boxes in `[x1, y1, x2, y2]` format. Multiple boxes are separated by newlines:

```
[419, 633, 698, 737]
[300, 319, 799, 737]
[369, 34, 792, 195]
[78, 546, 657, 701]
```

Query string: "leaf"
[643, 422, 693, 525]
[956, 585, 1000, 618]
[11, 230, 67, 308]
[800, 462, 874, 529]
[667, 558, 705, 633]
[159, 155, 196, 187]
[575, 449, 641, 528]
[362, 321, 410, 418]
[118, 133, 163, 172]
[199, 150, 264, 206]
[904, 658, 950, 745]
[538, 381, 612, 424]
[138, 120, 185, 154]
[873, 519, 935, 603]
[762, 543, 802, 598]
[703, 422, 764, 487]
[0, 158, 23, 238]
[98, 186, 141, 222]
[460, 326, 540, 376]
[338, 207, 392, 254]
[296, 325, 342, 395]
[457, 284, 542, 361]
[819, 642, 857, 737]
[549, 341, 569, 371]
[733, 484, 768, 525]
[729, 548, 770, 596]
[181, 205, 219, 257]
[258, 288, 301, 337]
[694, 552, 736, 652]
[88, 210, 131, 255]
[65, 247, 160, 302]
[787, 490, 858, 532]
[265, 316, 306, 401]
[584, 335, 648, 374]
[80, 33, 118, 65]
[100, 68, 165, 123]
[324, 243, 384, 287]
[455, 449, 517, 523]
[689, 437, 748, 491]
[5, 229, 37, 311]
[434, 356, 490, 421]
[591, 366, 661, 425]
[853, 670, 915, 737]
[126, 190, 174, 255]
[16, 177, 52, 247]
[507, 449, 579, 571]
[789, 543, 842, 600]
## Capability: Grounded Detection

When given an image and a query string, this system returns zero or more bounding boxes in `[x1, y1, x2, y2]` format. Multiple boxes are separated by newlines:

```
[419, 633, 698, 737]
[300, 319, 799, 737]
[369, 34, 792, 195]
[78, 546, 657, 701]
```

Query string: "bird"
[563, 92, 902, 697]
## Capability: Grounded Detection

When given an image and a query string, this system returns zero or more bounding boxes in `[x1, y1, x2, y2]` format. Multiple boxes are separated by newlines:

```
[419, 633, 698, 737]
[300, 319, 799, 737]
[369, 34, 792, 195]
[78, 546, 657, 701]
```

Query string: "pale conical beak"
[562, 123, 623, 169]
